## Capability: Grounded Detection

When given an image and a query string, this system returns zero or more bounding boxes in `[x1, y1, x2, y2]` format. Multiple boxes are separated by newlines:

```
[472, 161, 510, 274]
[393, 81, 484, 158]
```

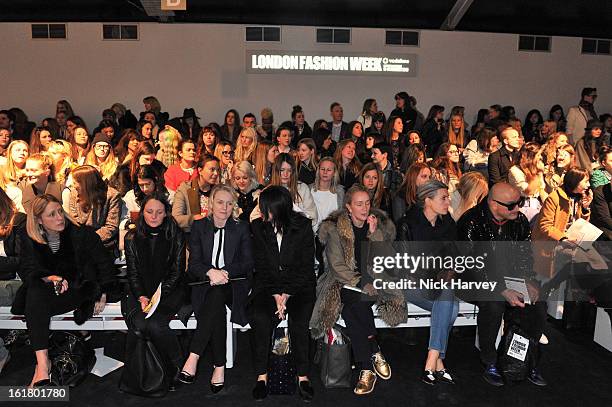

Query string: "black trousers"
[190, 284, 233, 366]
[25, 279, 87, 351]
[475, 299, 547, 366]
[124, 291, 183, 377]
[248, 290, 314, 377]
[340, 288, 377, 365]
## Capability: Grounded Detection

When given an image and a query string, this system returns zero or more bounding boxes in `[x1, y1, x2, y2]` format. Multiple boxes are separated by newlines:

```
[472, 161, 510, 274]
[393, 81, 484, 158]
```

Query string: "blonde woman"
[0, 170, 25, 212]
[47, 139, 74, 185]
[234, 127, 258, 163]
[214, 140, 234, 185]
[447, 114, 468, 150]
[156, 125, 182, 168]
[449, 171, 488, 221]
[231, 160, 262, 222]
[13, 194, 113, 388]
[3, 140, 29, 185]
[542, 132, 569, 168]
[84, 134, 117, 182]
[310, 156, 344, 231]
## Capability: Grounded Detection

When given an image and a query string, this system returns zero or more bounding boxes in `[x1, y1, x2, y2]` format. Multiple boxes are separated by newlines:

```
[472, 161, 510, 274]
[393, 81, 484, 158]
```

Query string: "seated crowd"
[0, 89, 611, 400]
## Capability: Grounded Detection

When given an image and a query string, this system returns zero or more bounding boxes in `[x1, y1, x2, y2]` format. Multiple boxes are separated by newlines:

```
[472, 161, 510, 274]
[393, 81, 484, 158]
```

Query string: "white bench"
[594, 307, 612, 352]
[0, 301, 479, 370]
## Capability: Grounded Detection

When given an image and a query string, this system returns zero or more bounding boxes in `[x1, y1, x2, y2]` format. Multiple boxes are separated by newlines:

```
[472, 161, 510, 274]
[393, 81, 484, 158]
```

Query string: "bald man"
[487, 127, 521, 187]
[457, 182, 547, 387]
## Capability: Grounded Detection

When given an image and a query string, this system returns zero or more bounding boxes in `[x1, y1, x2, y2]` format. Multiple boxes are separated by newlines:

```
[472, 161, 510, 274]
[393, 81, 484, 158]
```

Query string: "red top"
[164, 164, 198, 191]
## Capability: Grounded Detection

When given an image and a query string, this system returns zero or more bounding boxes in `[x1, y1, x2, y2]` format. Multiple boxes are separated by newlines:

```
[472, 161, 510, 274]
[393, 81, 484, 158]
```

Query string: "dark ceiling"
[1, 0, 611, 39]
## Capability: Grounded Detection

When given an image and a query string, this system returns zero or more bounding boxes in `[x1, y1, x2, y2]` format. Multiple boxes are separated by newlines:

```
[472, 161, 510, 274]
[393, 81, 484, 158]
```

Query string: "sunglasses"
[493, 197, 525, 210]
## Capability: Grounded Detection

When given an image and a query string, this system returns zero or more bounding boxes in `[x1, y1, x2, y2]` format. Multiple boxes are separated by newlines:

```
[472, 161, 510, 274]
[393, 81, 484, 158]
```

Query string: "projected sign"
[246, 51, 418, 77]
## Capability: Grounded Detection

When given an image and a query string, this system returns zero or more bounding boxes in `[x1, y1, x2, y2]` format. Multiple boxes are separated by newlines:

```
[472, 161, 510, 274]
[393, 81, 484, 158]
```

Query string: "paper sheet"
[144, 283, 162, 319]
[504, 277, 531, 305]
[566, 218, 603, 250]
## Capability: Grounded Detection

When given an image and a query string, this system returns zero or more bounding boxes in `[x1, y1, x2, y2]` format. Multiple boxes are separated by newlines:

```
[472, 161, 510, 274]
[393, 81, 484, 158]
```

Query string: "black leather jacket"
[124, 222, 185, 299]
[0, 213, 26, 280]
[457, 200, 534, 293]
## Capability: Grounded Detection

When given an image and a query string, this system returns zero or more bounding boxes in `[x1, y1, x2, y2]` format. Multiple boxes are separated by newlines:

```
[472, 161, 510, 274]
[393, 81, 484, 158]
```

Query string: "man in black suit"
[487, 126, 520, 187]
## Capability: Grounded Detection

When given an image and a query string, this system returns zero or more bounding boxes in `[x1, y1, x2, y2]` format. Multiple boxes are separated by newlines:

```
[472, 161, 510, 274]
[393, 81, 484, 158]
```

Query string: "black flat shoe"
[298, 380, 314, 402]
[253, 380, 268, 401]
[421, 370, 436, 385]
[210, 382, 224, 394]
[435, 369, 455, 385]
[178, 371, 195, 384]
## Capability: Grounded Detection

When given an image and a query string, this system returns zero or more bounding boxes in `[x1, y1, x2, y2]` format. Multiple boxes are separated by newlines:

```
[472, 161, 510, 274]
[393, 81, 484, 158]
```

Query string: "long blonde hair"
[454, 172, 488, 220]
[84, 144, 117, 182]
[234, 127, 258, 163]
[448, 114, 465, 148]
[47, 139, 74, 184]
[157, 125, 182, 167]
[4, 140, 29, 184]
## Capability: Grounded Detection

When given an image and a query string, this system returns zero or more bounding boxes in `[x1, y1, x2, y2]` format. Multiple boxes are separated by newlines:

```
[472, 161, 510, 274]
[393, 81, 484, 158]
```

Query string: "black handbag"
[119, 334, 169, 397]
[118, 299, 169, 397]
[498, 323, 538, 382]
[314, 327, 352, 388]
[48, 331, 96, 387]
[267, 327, 297, 395]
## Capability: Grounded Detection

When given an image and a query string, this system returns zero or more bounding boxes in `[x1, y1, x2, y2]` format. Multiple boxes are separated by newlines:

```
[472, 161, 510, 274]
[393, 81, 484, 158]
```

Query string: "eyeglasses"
[94, 144, 111, 150]
[221, 151, 234, 156]
[493, 197, 525, 210]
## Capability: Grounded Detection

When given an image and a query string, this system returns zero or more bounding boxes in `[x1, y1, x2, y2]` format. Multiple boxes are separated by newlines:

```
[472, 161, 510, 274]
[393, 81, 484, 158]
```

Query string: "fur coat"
[309, 208, 407, 339]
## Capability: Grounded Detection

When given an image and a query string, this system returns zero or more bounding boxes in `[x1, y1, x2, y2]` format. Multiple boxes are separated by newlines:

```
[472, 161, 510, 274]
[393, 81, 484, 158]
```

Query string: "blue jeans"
[404, 288, 459, 359]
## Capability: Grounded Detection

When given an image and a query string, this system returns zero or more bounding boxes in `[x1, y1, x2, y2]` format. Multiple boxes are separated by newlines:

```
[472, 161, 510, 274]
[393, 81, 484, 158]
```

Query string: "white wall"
[1, 22, 611, 129]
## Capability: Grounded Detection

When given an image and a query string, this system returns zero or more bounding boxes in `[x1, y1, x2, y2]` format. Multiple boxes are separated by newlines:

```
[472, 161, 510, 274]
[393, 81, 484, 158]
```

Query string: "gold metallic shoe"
[371, 352, 391, 380]
[354, 370, 377, 395]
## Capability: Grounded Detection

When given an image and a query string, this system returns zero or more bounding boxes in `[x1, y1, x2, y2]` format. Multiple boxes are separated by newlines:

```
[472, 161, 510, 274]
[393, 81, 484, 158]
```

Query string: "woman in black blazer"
[123, 193, 186, 388]
[248, 186, 316, 402]
[13, 194, 115, 387]
[178, 185, 253, 393]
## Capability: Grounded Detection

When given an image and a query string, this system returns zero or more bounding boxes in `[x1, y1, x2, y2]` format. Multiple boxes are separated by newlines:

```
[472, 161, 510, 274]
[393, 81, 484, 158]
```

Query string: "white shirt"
[274, 227, 283, 252]
[311, 190, 338, 231]
[211, 227, 226, 269]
